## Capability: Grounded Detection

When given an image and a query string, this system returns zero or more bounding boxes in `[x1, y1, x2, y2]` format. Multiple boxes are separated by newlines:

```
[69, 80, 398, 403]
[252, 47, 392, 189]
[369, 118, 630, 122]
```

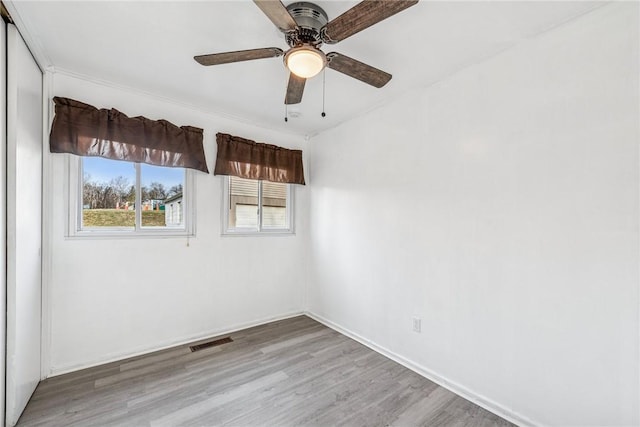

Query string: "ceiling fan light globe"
[285, 47, 326, 79]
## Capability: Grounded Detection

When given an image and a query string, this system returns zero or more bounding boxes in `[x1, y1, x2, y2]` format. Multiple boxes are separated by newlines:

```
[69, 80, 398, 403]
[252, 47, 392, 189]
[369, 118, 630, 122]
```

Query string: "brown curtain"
[49, 97, 209, 173]
[214, 133, 305, 185]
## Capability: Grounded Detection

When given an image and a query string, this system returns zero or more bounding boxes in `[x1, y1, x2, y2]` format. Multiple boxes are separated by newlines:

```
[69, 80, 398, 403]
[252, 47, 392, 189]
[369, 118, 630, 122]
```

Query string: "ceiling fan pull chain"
[284, 70, 289, 122]
[321, 69, 326, 118]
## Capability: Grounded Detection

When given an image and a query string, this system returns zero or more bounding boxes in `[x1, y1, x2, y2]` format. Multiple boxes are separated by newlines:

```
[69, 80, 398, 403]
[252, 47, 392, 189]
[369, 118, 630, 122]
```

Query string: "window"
[223, 176, 293, 234]
[68, 156, 195, 237]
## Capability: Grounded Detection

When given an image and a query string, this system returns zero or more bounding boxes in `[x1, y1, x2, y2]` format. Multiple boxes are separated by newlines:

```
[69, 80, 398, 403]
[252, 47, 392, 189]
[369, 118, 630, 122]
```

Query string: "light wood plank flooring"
[17, 316, 512, 426]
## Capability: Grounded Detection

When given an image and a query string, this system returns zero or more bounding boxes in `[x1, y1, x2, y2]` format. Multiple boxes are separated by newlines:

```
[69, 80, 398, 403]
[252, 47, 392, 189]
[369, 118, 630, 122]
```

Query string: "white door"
[0, 17, 7, 427]
[5, 24, 43, 427]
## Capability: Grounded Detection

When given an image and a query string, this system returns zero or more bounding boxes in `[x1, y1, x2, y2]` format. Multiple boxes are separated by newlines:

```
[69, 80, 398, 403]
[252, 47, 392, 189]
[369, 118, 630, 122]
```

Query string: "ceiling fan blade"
[322, 0, 418, 44]
[194, 48, 283, 66]
[254, 0, 298, 32]
[285, 73, 306, 105]
[326, 52, 392, 88]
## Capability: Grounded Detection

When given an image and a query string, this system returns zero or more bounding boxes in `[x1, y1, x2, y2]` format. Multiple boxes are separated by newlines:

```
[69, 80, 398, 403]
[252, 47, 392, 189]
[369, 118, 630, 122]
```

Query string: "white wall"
[46, 73, 309, 375]
[307, 3, 639, 426]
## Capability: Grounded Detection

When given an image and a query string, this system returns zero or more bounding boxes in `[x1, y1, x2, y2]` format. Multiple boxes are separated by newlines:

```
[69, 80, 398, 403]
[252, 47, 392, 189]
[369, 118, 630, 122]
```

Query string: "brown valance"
[49, 97, 209, 173]
[214, 133, 305, 185]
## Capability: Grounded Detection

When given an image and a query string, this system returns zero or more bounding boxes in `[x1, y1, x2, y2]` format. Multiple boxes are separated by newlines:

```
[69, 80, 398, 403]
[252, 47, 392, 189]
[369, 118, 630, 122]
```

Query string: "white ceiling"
[8, 1, 606, 137]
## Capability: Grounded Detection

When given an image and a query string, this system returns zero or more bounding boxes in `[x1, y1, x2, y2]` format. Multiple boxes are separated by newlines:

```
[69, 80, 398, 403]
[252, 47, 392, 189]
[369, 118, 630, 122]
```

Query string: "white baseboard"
[305, 311, 538, 427]
[47, 311, 304, 377]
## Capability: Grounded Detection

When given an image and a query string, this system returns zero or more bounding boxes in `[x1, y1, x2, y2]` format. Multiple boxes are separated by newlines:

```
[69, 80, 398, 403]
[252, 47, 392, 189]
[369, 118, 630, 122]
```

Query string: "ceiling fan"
[194, 0, 418, 105]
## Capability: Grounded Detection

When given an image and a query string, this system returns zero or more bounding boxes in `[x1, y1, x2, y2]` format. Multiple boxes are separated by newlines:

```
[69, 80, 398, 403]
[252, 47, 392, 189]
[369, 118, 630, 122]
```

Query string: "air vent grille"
[189, 337, 233, 352]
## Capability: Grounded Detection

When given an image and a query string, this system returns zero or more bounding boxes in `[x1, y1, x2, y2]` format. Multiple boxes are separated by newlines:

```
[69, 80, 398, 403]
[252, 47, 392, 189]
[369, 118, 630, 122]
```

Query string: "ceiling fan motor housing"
[285, 2, 328, 47]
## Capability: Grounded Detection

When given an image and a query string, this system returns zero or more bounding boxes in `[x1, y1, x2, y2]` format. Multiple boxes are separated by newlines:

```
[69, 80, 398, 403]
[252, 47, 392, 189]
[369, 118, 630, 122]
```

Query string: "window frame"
[221, 176, 294, 236]
[66, 155, 196, 238]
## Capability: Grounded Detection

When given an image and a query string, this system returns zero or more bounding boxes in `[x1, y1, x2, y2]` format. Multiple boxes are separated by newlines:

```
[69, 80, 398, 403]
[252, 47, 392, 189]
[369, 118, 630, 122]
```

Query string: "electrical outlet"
[412, 317, 421, 333]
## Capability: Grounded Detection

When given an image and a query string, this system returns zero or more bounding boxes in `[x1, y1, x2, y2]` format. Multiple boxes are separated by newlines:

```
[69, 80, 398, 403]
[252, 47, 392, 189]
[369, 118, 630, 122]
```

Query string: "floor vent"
[190, 337, 233, 352]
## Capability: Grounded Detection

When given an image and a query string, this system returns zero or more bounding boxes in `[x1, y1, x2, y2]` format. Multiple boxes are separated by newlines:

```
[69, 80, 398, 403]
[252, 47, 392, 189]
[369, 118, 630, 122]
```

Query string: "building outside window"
[223, 175, 293, 234]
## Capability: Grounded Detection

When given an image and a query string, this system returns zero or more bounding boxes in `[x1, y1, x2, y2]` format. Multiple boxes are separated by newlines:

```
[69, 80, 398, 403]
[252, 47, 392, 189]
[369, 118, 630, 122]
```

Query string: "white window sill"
[66, 229, 194, 240]
[221, 229, 295, 237]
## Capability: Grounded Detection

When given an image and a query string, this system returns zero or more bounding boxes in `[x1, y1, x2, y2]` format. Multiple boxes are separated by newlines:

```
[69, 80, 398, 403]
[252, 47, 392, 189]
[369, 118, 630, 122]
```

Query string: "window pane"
[141, 163, 185, 228]
[229, 176, 258, 229]
[82, 157, 135, 228]
[262, 181, 288, 228]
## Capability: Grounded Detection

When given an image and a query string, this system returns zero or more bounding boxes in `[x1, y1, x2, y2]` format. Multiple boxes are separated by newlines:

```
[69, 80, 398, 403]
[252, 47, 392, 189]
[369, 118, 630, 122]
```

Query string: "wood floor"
[17, 316, 512, 426]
